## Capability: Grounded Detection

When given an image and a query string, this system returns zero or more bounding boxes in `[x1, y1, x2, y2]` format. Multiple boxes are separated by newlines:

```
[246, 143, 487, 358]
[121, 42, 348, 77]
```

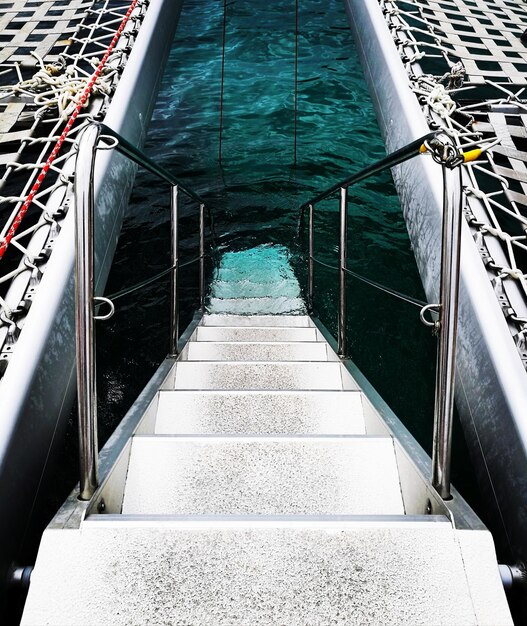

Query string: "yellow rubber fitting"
[462, 148, 482, 163]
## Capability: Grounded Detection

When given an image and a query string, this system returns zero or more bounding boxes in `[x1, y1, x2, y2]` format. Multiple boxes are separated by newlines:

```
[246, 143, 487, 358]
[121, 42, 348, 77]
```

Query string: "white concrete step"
[23, 523, 513, 625]
[122, 436, 403, 515]
[185, 341, 330, 362]
[208, 296, 306, 315]
[194, 326, 319, 342]
[173, 361, 348, 390]
[201, 314, 313, 327]
[154, 390, 366, 435]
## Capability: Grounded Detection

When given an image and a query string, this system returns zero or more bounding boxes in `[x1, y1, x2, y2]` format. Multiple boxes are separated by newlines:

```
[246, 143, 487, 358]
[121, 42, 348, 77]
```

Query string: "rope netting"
[0, 0, 147, 375]
[0, 0, 140, 260]
[380, 0, 527, 368]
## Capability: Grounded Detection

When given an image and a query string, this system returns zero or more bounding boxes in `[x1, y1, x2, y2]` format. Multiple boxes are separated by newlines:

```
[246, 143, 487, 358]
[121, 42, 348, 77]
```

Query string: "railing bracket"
[93, 296, 115, 321]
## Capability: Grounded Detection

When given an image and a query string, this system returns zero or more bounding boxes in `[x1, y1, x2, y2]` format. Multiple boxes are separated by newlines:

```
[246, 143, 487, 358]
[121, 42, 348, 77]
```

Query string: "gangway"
[21, 124, 515, 624]
[22, 312, 512, 624]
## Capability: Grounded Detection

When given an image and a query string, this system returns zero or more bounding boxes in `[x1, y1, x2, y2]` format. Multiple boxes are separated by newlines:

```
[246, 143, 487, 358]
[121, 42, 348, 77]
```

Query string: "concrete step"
[208, 296, 306, 316]
[173, 361, 348, 390]
[185, 342, 330, 362]
[201, 314, 313, 327]
[22, 523, 512, 625]
[194, 326, 319, 343]
[154, 390, 365, 435]
[122, 436, 403, 515]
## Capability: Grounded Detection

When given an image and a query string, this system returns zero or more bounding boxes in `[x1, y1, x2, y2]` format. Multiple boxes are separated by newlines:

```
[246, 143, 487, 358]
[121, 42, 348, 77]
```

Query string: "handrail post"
[199, 202, 205, 311]
[170, 185, 179, 356]
[308, 203, 314, 313]
[74, 124, 100, 501]
[432, 165, 463, 500]
[338, 187, 348, 357]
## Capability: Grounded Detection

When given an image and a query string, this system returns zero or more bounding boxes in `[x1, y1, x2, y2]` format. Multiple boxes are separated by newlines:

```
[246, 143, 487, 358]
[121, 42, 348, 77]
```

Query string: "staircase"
[22, 312, 513, 625]
[208, 245, 306, 315]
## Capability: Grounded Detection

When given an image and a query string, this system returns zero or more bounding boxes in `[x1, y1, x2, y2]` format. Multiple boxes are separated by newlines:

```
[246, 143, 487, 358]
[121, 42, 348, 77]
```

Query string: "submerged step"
[122, 436, 403, 515]
[185, 341, 330, 362]
[208, 296, 306, 315]
[214, 266, 290, 283]
[155, 390, 365, 435]
[173, 362, 347, 390]
[201, 314, 313, 327]
[22, 524, 512, 625]
[212, 246, 299, 283]
[194, 326, 319, 342]
[211, 278, 301, 300]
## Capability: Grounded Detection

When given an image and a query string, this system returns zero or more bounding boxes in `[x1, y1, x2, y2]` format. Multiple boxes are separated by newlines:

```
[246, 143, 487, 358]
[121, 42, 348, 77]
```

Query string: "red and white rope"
[0, 0, 140, 260]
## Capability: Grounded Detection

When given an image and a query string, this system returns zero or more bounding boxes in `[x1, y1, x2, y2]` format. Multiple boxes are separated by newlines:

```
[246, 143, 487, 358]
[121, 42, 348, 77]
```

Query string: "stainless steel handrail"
[432, 165, 463, 499]
[98, 123, 203, 204]
[299, 131, 436, 211]
[74, 124, 99, 501]
[338, 187, 348, 357]
[299, 131, 437, 355]
[74, 122, 214, 500]
[298, 134, 464, 500]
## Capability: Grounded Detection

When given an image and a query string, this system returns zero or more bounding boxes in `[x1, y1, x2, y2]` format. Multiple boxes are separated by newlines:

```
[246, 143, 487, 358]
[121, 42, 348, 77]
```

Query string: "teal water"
[99, 0, 478, 501]
[210, 245, 304, 312]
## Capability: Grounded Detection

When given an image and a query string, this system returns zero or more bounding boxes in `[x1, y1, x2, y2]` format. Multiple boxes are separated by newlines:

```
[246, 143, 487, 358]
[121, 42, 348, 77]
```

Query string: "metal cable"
[293, 0, 299, 166]
[218, 0, 227, 162]
[105, 253, 208, 301]
[310, 255, 427, 308]
[343, 267, 427, 308]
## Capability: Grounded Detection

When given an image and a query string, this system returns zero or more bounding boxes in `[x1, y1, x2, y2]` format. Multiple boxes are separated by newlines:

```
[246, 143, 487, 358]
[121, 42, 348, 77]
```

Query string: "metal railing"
[298, 132, 464, 500]
[74, 122, 214, 500]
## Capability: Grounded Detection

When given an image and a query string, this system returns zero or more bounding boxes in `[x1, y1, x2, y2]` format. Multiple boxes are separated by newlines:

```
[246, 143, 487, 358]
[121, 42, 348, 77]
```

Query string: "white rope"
[426, 84, 456, 119]
[0, 52, 114, 121]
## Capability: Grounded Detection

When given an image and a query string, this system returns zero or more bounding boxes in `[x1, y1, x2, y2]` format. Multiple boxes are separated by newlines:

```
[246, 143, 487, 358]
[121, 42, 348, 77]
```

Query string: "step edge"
[83, 513, 451, 528]
[130, 434, 392, 441]
[188, 342, 326, 347]
[157, 389, 363, 395]
[175, 361, 342, 366]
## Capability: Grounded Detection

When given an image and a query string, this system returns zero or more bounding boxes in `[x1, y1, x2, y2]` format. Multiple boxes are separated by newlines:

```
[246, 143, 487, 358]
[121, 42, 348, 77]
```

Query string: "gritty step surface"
[194, 326, 319, 342]
[173, 361, 344, 390]
[122, 437, 403, 515]
[22, 525, 512, 626]
[155, 390, 365, 435]
[201, 314, 313, 327]
[185, 341, 329, 362]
